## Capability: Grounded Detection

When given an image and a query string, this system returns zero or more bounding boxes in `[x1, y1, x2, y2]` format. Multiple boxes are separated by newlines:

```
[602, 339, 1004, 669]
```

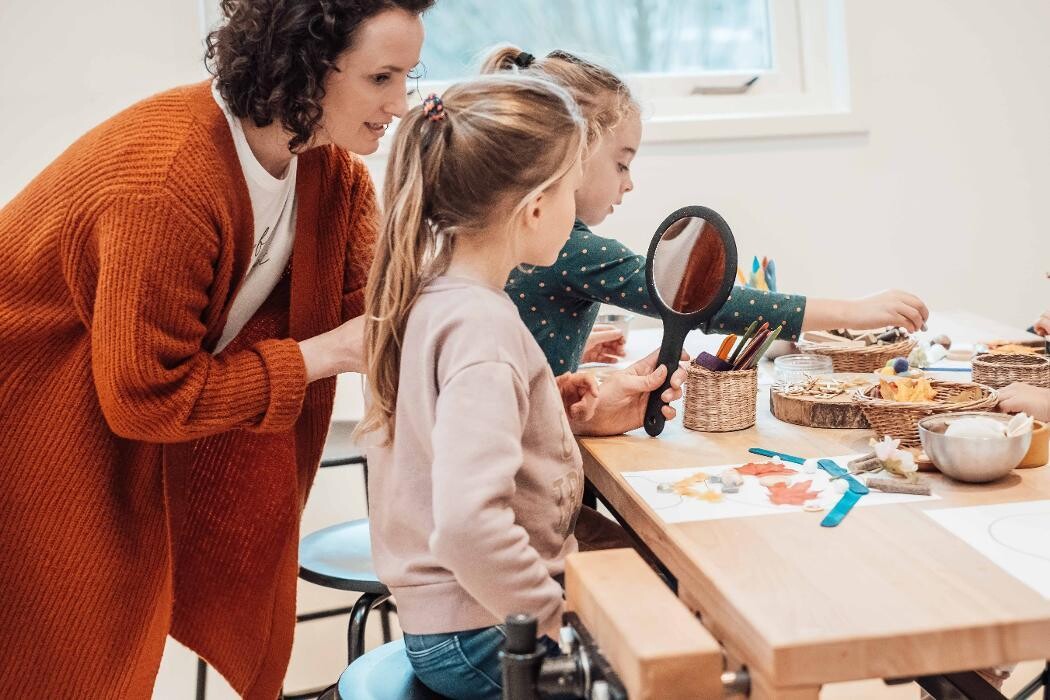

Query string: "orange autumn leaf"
[737, 462, 797, 477]
[767, 480, 821, 505]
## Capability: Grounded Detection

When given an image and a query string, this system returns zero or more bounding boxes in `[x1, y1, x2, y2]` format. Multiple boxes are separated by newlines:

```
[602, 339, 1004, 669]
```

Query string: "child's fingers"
[661, 404, 677, 420]
[895, 302, 924, 333]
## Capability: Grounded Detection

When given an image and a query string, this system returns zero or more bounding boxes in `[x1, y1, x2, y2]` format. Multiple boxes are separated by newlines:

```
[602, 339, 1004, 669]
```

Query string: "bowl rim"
[917, 411, 1030, 442]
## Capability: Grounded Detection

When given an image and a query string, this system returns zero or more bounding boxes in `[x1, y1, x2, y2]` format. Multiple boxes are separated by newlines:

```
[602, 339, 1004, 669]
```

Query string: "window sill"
[642, 109, 867, 144]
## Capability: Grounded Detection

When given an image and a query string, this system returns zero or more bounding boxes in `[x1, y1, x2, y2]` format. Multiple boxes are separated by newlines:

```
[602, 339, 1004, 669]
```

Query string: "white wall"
[2, 1, 1049, 696]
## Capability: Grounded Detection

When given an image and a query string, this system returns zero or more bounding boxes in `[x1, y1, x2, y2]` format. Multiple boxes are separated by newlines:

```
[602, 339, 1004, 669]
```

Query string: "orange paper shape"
[737, 462, 797, 477]
[767, 480, 822, 505]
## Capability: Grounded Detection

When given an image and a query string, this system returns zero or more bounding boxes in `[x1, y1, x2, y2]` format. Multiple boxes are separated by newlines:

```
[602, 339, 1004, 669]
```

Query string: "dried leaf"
[946, 387, 983, 404]
[672, 473, 724, 502]
[767, 480, 822, 505]
[737, 462, 798, 477]
[879, 377, 935, 402]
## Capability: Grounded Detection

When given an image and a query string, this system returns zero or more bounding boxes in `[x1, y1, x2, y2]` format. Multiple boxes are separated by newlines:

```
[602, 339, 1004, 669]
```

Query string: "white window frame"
[630, 0, 864, 142]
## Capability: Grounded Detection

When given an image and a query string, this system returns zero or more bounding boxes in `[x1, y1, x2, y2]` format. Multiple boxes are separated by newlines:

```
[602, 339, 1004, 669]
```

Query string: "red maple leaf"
[767, 480, 822, 505]
[737, 462, 797, 477]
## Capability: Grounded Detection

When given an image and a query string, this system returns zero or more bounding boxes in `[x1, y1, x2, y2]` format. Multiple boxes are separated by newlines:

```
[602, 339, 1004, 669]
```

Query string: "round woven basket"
[798, 338, 916, 373]
[972, 353, 1050, 389]
[684, 365, 758, 432]
[854, 380, 998, 446]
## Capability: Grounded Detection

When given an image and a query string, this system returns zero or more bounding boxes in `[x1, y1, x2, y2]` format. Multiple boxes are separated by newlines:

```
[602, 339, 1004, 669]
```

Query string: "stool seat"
[336, 640, 446, 700]
[320, 420, 367, 467]
[299, 519, 387, 595]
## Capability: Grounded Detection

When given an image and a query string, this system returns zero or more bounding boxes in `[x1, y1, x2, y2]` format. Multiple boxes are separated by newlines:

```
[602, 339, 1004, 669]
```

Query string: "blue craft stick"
[765, 259, 777, 291]
[749, 447, 806, 464]
[920, 366, 972, 372]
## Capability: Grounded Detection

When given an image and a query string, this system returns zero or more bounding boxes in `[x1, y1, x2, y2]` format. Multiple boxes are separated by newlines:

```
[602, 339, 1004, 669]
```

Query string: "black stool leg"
[379, 601, 392, 643]
[196, 658, 207, 700]
[348, 591, 391, 664]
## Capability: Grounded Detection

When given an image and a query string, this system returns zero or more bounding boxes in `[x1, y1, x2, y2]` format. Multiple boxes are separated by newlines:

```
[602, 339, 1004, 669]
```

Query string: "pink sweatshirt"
[367, 276, 583, 637]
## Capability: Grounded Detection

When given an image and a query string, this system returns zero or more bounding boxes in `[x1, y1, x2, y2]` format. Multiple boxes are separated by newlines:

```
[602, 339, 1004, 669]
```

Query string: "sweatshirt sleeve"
[428, 361, 565, 638]
[701, 285, 807, 341]
[88, 192, 307, 442]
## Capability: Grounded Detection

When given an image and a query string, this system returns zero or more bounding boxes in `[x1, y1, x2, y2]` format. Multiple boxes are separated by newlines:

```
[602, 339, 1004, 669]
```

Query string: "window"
[419, 0, 773, 79]
[199, 0, 860, 144]
[416, 0, 860, 142]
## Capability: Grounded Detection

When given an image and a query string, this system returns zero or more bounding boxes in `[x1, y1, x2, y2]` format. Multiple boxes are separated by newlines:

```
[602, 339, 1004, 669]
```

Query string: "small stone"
[803, 501, 825, 512]
[722, 485, 740, 494]
[656, 483, 675, 494]
[719, 468, 744, 489]
[830, 479, 848, 494]
[932, 334, 951, 349]
[802, 459, 820, 474]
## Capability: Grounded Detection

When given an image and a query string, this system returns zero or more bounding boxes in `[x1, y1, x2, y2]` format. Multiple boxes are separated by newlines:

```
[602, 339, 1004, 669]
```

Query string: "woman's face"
[573, 110, 641, 226]
[318, 8, 425, 155]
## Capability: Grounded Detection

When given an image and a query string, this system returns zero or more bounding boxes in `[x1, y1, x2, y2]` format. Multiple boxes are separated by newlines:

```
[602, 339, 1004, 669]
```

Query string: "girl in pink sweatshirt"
[358, 75, 683, 699]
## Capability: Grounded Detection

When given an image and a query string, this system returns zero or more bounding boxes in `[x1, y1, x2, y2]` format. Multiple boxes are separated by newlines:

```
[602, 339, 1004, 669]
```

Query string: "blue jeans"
[403, 625, 559, 700]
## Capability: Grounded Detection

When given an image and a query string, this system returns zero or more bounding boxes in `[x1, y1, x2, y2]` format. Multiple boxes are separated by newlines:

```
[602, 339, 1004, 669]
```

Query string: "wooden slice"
[770, 373, 874, 429]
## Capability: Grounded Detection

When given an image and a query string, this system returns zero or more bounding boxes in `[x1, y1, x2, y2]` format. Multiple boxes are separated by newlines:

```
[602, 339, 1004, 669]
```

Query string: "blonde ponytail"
[479, 45, 639, 150]
[358, 76, 585, 442]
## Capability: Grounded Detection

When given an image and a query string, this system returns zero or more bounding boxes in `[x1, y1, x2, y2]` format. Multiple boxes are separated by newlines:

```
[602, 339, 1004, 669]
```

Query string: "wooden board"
[769, 374, 874, 429]
[565, 548, 723, 700]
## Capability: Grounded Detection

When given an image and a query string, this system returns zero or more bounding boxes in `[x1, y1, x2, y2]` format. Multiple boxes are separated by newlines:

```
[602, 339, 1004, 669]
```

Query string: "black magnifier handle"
[643, 332, 684, 437]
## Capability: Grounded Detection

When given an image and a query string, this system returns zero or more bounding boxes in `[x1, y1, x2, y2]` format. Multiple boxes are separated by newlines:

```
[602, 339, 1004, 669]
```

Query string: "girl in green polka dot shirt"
[486, 47, 929, 372]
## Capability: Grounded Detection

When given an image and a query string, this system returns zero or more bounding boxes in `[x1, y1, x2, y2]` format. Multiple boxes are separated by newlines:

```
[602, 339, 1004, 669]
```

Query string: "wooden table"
[579, 313, 1050, 698]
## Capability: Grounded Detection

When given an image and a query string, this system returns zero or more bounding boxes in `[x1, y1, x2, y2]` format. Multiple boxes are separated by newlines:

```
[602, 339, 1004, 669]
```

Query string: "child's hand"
[997, 382, 1050, 422]
[581, 324, 626, 364]
[843, 290, 929, 333]
[1033, 310, 1050, 336]
[555, 372, 599, 423]
[570, 348, 688, 436]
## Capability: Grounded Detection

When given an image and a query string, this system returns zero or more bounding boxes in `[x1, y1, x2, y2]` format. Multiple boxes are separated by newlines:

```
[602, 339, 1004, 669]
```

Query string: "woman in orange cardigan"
[0, 1, 432, 697]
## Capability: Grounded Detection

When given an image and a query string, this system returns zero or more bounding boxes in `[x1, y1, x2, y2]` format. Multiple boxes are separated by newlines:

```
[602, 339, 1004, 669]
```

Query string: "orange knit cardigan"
[0, 82, 377, 698]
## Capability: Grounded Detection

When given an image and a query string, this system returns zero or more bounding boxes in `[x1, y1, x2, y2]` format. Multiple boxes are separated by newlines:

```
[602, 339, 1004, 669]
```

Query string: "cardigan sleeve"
[88, 191, 307, 442]
[341, 155, 379, 321]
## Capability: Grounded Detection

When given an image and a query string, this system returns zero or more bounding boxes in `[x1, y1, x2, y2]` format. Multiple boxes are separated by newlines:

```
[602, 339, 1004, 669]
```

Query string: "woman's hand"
[570, 349, 687, 436]
[555, 372, 600, 423]
[997, 382, 1050, 422]
[298, 315, 366, 382]
[581, 324, 626, 364]
[1033, 310, 1050, 336]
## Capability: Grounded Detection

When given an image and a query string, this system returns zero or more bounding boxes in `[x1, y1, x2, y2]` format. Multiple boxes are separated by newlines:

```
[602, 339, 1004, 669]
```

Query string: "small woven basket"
[798, 337, 916, 373]
[854, 380, 998, 446]
[683, 365, 758, 432]
[972, 353, 1050, 389]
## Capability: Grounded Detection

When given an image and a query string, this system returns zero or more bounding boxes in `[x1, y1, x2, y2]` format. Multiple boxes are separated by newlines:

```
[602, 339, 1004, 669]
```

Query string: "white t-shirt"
[211, 82, 298, 353]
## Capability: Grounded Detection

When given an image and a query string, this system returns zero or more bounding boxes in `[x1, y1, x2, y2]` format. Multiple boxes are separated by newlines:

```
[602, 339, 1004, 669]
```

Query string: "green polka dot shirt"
[505, 220, 807, 372]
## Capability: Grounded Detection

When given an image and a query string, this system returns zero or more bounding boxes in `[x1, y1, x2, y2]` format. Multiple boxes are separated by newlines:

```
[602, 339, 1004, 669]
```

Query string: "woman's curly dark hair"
[206, 0, 434, 151]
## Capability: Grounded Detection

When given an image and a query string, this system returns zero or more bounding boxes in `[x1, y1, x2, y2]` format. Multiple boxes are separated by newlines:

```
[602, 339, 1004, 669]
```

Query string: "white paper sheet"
[623, 455, 938, 524]
[926, 500, 1050, 599]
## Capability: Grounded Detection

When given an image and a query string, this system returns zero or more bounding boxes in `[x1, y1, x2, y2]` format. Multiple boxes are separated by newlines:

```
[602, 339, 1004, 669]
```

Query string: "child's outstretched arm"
[429, 361, 566, 639]
[801, 290, 928, 333]
[998, 382, 1050, 422]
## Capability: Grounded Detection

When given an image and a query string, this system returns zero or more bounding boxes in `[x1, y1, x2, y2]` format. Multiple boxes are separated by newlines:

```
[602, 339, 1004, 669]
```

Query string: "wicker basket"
[854, 380, 998, 446]
[683, 365, 758, 432]
[797, 337, 916, 373]
[972, 353, 1050, 389]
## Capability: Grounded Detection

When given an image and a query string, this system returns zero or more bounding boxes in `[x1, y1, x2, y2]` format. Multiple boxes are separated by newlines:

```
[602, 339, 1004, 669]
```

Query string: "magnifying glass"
[643, 206, 738, 436]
